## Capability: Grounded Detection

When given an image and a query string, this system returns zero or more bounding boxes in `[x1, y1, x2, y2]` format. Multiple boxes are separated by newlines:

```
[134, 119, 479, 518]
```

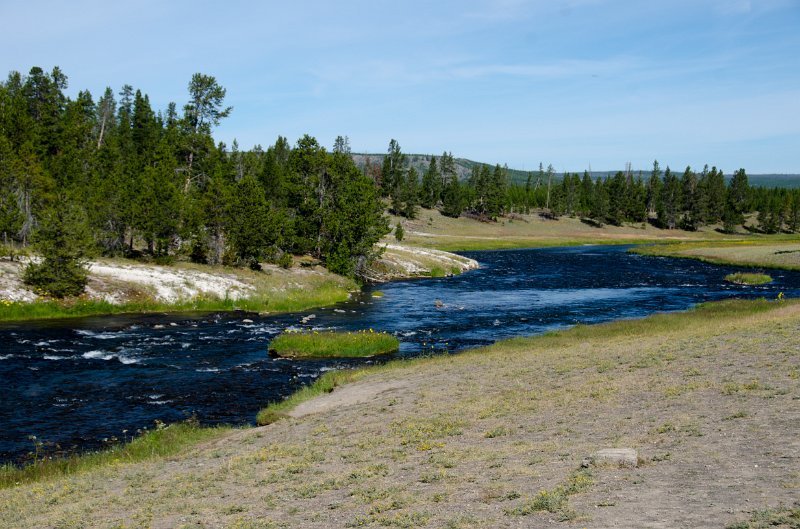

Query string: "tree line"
[0, 67, 389, 296]
[376, 141, 800, 235]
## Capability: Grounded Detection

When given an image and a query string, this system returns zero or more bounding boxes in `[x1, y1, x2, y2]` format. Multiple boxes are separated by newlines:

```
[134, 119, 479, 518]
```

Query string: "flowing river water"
[2, 245, 799, 463]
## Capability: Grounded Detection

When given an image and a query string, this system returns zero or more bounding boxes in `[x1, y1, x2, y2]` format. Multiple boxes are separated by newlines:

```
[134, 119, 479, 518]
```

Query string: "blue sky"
[2, 0, 799, 172]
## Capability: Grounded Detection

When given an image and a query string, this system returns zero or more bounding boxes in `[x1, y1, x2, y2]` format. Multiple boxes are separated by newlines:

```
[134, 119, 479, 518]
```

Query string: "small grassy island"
[724, 272, 773, 285]
[269, 329, 400, 359]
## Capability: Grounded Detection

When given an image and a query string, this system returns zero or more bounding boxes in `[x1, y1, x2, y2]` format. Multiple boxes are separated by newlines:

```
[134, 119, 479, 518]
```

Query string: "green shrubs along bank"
[269, 329, 399, 359]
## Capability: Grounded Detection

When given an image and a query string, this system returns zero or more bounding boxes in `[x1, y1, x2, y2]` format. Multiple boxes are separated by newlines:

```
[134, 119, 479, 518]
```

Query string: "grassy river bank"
[2, 298, 798, 528]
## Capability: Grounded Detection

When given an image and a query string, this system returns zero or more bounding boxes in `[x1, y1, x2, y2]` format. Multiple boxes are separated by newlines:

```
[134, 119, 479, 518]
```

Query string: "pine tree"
[227, 174, 270, 267]
[439, 151, 457, 197]
[787, 191, 800, 233]
[420, 156, 441, 209]
[579, 171, 593, 216]
[659, 167, 681, 229]
[680, 166, 700, 231]
[181, 73, 232, 192]
[401, 167, 420, 219]
[321, 150, 389, 277]
[381, 139, 406, 198]
[589, 177, 609, 224]
[23, 195, 93, 297]
[606, 172, 627, 225]
[441, 174, 464, 218]
[647, 160, 663, 218]
[705, 166, 726, 223]
[486, 164, 507, 219]
[0, 137, 23, 248]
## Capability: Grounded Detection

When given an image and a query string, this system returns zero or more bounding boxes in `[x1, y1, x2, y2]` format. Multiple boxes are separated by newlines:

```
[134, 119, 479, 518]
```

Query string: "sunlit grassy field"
[388, 207, 741, 251]
[634, 240, 800, 270]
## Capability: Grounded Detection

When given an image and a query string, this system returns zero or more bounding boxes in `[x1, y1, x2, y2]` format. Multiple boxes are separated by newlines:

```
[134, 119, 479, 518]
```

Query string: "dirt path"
[2, 302, 798, 528]
[288, 380, 409, 418]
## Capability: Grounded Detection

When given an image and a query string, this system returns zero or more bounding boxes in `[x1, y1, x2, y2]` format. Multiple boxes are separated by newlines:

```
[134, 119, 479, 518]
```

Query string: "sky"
[2, 0, 799, 173]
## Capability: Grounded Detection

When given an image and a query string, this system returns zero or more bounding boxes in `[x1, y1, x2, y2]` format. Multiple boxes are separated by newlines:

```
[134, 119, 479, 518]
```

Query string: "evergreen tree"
[441, 174, 464, 218]
[627, 175, 647, 224]
[321, 150, 389, 277]
[332, 135, 350, 155]
[181, 73, 232, 192]
[705, 166, 726, 223]
[728, 169, 750, 218]
[227, 174, 270, 266]
[199, 174, 232, 264]
[287, 134, 327, 256]
[439, 151, 457, 196]
[420, 156, 441, 209]
[647, 160, 663, 218]
[381, 139, 406, 198]
[0, 137, 23, 246]
[606, 172, 627, 225]
[23, 196, 93, 297]
[787, 191, 800, 233]
[680, 166, 700, 231]
[579, 171, 593, 216]
[658, 167, 681, 229]
[486, 164, 507, 219]
[589, 177, 609, 224]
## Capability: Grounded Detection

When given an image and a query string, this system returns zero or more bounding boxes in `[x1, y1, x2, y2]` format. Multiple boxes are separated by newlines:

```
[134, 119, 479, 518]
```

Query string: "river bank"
[3, 298, 798, 528]
[632, 239, 800, 270]
[0, 244, 478, 322]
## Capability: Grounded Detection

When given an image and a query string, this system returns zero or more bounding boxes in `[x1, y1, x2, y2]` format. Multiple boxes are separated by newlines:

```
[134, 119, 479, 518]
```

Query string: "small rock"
[242, 318, 253, 323]
[592, 448, 638, 467]
[434, 299, 444, 308]
[169, 322, 178, 327]
[301, 314, 316, 324]
[153, 324, 165, 329]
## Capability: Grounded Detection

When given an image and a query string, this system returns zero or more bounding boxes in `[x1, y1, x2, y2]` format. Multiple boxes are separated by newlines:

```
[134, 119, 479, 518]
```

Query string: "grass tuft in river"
[269, 329, 399, 359]
[724, 272, 772, 285]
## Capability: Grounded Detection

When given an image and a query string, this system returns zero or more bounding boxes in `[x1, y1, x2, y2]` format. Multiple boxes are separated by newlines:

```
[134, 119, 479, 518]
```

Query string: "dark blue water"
[1, 246, 798, 463]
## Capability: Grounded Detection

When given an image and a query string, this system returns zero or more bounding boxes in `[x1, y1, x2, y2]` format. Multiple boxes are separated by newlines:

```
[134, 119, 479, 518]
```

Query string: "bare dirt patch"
[288, 380, 409, 418]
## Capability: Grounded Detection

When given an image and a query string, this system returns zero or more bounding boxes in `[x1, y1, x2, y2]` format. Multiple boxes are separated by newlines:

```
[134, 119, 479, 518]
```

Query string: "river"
[2, 245, 798, 463]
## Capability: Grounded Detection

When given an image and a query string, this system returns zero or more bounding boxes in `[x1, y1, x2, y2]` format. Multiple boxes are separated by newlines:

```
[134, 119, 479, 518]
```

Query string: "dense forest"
[0, 67, 390, 296]
[1, 67, 797, 297]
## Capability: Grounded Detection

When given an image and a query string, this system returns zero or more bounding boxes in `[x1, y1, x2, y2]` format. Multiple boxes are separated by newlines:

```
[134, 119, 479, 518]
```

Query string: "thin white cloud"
[447, 57, 637, 79]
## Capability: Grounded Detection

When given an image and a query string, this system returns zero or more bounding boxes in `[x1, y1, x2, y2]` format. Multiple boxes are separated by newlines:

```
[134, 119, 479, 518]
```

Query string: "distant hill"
[351, 153, 800, 188]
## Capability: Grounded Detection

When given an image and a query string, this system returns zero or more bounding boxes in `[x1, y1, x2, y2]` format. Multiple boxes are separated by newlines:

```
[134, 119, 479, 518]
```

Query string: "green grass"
[632, 240, 800, 271]
[726, 507, 800, 529]
[269, 330, 399, 359]
[0, 419, 233, 489]
[409, 237, 661, 252]
[505, 468, 593, 519]
[724, 272, 772, 285]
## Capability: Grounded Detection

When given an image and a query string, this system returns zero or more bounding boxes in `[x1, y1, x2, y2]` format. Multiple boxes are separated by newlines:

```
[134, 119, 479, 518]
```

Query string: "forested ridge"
[0, 66, 797, 297]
